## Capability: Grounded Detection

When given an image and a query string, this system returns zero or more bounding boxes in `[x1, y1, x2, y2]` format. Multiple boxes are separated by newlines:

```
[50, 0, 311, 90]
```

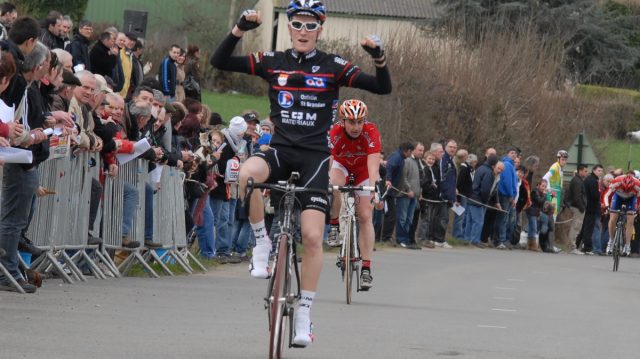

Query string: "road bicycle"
[611, 204, 628, 272]
[246, 172, 327, 359]
[331, 175, 380, 304]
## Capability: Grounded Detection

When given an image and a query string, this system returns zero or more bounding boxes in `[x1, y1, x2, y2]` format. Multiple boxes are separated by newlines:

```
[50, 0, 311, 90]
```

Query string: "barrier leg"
[181, 248, 207, 272]
[169, 249, 193, 274]
[45, 252, 74, 284]
[146, 250, 174, 276]
[30, 251, 49, 272]
[119, 250, 159, 278]
[95, 250, 121, 278]
[61, 251, 86, 282]
[79, 250, 106, 280]
[0, 263, 26, 294]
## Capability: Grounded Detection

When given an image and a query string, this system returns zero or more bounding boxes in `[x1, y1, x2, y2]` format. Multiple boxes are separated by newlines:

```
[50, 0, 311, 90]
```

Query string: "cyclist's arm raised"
[210, 10, 261, 73]
[343, 35, 392, 95]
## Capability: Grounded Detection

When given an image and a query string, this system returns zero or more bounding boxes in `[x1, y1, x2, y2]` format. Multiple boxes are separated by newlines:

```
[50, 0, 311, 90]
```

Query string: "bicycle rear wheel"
[344, 216, 354, 304]
[269, 235, 289, 359]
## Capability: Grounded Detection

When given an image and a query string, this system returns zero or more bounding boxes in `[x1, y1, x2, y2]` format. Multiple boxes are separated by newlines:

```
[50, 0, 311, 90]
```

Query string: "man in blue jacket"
[382, 142, 415, 243]
[158, 44, 180, 100]
[496, 146, 519, 249]
[465, 156, 502, 246]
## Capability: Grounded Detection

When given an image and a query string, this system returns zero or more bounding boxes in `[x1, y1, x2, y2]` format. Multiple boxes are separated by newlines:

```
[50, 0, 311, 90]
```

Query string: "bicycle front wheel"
[344, 216, 354, 304]
[613, 225, 623, 272]
[269, 235, 288, 359]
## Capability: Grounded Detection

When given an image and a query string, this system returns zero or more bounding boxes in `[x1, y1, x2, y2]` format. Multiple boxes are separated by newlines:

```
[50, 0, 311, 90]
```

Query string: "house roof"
[275, 0, 441, 20]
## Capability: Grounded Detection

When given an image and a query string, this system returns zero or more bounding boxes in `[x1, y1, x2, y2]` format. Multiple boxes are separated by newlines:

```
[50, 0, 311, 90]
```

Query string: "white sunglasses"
[289, 20, 321, 32]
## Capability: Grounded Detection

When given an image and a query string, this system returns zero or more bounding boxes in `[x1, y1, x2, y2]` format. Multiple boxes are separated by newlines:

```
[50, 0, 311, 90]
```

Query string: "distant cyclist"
[327, 99, 382, 290]
[604, 172, 640, 256]
[211, 0, 391, 347]
[542, 150, 568, 218]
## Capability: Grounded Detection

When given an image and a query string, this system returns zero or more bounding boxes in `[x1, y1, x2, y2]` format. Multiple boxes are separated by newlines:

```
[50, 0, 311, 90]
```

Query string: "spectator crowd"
[0, 4, 637, 295]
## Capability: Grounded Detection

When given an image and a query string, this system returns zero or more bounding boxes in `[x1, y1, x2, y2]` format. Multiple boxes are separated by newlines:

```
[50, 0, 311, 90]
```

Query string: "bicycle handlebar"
[330, 185, 376, 192]
[246, 178, 329, 197]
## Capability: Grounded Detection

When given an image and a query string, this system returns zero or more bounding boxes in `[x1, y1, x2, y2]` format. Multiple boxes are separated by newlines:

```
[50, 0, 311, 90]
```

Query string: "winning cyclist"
[211, 0, 392, 347]
[327, 99, 382, 290]
[604, 172, 640, 256]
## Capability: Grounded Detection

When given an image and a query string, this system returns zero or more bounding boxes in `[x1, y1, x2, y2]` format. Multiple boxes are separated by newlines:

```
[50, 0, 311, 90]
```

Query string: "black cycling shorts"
[254, 145, 330, 213]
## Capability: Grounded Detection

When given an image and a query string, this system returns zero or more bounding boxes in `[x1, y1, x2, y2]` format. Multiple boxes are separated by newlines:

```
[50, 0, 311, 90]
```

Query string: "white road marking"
[491, 308, 517, 312]
[532, 271, 548, 275]
[507, 278, 525, 282]
[477, 325, 507, 329]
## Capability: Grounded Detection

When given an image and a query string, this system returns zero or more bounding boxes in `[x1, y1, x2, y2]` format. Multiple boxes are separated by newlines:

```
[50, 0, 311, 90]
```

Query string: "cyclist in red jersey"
[603, 172, 640, 256]
[327, 99, 382, 290]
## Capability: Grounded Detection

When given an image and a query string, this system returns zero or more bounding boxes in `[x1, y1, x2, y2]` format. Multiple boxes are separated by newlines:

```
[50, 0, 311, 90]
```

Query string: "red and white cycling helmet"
[622, 173, 636, 191]
[286, 0, 327, 23]
[339, 99, 368, 121]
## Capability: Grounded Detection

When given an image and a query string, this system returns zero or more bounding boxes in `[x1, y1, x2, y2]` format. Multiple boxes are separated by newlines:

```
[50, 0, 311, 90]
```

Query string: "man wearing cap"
[242, 110, 260, 155]
[50, 70, 81, 111]
[496, 146, 519, 249]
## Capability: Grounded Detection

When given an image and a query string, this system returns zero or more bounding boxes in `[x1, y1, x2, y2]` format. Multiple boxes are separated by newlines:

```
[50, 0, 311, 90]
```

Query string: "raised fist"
[237, 9, 262, 31]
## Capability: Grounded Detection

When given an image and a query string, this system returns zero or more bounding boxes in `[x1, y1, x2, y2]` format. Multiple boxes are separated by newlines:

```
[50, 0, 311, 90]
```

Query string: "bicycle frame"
[339, 189, 360, 303]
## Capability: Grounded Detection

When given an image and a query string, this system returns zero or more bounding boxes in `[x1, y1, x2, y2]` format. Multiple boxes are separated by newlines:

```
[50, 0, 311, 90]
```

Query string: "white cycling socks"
[293, 290, 315, 347]
[250, 220, 271, 279]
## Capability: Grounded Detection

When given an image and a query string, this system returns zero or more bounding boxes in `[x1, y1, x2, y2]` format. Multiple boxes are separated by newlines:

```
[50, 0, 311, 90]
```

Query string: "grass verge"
[201, 90, 270, 123]
[126, 252, 221, 277]
[591, 138, 640, 170]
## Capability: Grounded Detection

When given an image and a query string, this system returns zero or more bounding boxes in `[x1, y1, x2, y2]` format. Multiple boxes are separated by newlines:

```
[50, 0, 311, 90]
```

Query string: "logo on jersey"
[334, 57, 348, 66]
[312, 66, 320, 73]
[278, 74, 289, 86]
[278, 91, 294, 108]
[304, 76, 326, 88]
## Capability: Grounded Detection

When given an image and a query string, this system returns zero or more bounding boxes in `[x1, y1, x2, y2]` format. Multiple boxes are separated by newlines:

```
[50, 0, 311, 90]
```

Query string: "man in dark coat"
[578, 164, 603, 254]
[89, 31, 117, 79]
[66, 20, 92, 71]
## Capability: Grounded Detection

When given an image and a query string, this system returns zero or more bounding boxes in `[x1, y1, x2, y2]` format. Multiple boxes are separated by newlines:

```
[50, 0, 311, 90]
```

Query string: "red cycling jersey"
[604, 175, 640, 208]
[329, 121, 381, 184]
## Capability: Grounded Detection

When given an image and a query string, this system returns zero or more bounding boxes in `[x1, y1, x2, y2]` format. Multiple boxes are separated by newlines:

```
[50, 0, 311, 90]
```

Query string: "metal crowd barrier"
[146, 166, 205, 274]
[104, 158, 160, 278]
[23, 152, 111, 282]
[1, 150, 203, 287]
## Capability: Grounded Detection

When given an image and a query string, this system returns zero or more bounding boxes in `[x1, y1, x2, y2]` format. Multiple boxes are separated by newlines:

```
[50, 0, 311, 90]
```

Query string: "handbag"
[184, 74, 200, 93]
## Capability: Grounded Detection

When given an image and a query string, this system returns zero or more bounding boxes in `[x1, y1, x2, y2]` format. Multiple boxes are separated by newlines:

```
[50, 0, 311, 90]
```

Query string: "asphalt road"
[1, 246, 640, 359]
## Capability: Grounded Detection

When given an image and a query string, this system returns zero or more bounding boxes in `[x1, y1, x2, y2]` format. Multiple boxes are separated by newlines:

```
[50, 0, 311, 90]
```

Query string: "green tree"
[18, 0, 88, 22]
[435, 0, 640, 87]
